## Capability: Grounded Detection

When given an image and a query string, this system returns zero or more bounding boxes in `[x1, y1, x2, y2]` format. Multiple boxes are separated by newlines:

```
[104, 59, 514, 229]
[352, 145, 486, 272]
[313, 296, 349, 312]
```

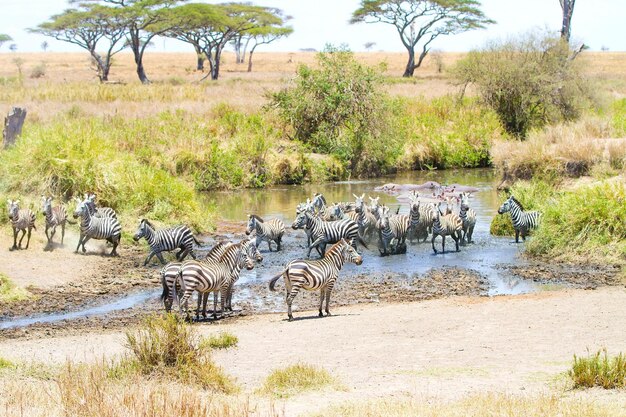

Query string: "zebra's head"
[312, 193, 326, 209]
[377, 205, 390, 229]
[243, 238, 263, 263]
[353, 193, 365, 213]
[369, 196, 380, 216]
[328, 203, 343, 220]
[341, 239, 363, 266]
[245, 214, 257, 235]
[41, 196, 53, 215]
[7, 200, 19, 219]
[460, 192, 471, 210]
[133, 219, 152, 241]
[291, 210, 308, 230]
[73, 198, 89, 219]
[409, 192, 420, 214]
[238, 240, 255, 271]
[498, 196, 514, 214]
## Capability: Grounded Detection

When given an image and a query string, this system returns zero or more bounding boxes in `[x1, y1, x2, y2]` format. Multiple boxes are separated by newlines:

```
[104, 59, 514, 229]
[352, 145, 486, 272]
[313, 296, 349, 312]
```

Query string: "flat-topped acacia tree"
[350, 0, 494, 77]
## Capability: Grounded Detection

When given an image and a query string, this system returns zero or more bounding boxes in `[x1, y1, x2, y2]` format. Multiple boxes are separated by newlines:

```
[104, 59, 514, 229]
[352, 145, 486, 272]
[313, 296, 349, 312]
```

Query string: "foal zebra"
[7, 200, 36, 250]
[133, 219, 199, 265]
[176, 240, 254, 320]
[498, 195, 541, 243]
[431, 203, 463, 254]
[245, 214, 285, 251]
[292, 210, 366, 258]
[73, 198, 122, 256]
[41, 196, 74, 247]
[459, 192, 477, 244]
[269, 238, 363, 321]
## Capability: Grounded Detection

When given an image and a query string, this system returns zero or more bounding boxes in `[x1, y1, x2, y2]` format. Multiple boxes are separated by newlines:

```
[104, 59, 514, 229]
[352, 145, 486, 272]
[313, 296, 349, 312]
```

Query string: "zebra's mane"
[218, 241, 242, 262]
[141, 219, 155, 229]
[249, 214, 264, 223]
[510, 196, 524, 211]
[326, 239, 347, 256]
[207, 241, 230, 259]
[314, 193, 326, 205]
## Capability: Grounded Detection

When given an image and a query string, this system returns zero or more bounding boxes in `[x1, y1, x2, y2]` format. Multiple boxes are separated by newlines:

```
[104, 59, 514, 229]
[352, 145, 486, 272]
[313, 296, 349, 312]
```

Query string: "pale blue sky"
[0, 0, 623, 53]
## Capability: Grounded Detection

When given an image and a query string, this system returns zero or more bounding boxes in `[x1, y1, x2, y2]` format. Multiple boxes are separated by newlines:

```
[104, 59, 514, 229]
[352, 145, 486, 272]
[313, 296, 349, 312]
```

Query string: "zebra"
[73, 198, 122, 256]
[133, 219, 199, 266]
[407, 193, 421, 244]
[292, 210, 367, 258]
[369, 196, 381, 220]
[7, 200, 36, 250]
[431, 202, 463, 254]
[245, 214, 285, 251]
[414, 202, 437, 243]
[86, 193, 117, 219]
[269, 238, 363, 321]
[377, 205, 410, 255]
[160, 241, 231, 313]
[41, 196, 75, 247]
[498, 195, 541, 243]
[175, 240, 254, 320]
[459, 192, 477, 244]
[351, 194, 377, 241]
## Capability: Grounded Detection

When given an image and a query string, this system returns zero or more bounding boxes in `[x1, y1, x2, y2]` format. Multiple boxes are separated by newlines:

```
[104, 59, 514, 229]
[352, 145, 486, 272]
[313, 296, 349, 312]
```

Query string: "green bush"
[453, 31, 595, 138]
[259, 363, 337, 398]
[570, 349, 626, 389]
[199, 332, 238, 350]
[0, 273, 31, 303]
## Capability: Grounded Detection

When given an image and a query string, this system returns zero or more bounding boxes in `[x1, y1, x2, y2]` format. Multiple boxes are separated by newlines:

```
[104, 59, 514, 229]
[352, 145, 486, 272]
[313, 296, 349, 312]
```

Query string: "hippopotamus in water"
[374, 181, 442, 194]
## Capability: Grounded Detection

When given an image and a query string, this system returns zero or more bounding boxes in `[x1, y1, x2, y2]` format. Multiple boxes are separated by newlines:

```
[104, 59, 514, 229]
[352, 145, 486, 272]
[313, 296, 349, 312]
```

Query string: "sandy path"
[1, 287, 625, 415]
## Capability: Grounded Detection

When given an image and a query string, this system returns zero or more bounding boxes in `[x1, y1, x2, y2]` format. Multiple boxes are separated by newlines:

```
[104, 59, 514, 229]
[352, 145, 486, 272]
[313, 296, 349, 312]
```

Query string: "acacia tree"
[351, 0, 493, 77]
[164, 3, 275, 80]
[82, 0, 180, 84]
[32, 5, 126, 82]
[0, 34, 12, 49]
[559, 0, 575, 42]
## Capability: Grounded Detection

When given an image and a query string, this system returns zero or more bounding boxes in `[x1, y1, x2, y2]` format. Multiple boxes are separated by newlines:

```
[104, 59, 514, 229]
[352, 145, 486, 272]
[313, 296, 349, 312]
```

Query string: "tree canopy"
[351, 0, 493, 77]
[0, 34, 12, 48]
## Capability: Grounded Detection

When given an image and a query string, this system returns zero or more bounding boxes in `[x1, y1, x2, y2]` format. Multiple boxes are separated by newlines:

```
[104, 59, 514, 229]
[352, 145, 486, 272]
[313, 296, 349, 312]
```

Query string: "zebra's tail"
[269, 271, 284, 292]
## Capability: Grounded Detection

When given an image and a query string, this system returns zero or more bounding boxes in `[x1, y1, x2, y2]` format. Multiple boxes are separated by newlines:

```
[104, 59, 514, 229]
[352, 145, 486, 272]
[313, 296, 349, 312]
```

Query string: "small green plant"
[199, 332, 238, 350]
[120, 314, 235, 392]
[0, 356, 15, 369]
[570, 349, 626, 389]
[259, 363, 337, 398]
[0, 273, 31, 303]
[490, 213, 514, 236]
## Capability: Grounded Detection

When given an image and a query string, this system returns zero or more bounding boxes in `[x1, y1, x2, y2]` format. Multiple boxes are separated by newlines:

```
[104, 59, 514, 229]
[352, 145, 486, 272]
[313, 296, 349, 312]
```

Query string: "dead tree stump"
[3, 107, 27, 149]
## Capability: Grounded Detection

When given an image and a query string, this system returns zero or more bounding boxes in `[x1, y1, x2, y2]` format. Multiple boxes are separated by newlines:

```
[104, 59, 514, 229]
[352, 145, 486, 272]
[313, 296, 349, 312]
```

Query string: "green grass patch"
[570, 349, 626, 389]
[0, 356, 15, 370]
[0, 273, 31, 303]
[199, 332, 238, 350]
[115, 314, 235, 393]
[258, 363, 338, 398]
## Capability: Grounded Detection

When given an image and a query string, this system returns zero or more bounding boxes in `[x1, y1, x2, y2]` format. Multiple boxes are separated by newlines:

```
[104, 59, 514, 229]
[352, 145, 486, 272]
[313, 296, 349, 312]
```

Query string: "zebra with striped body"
[86, 193, 117, 219]
[245, 214, 285, 251]
[431, 202, 463, 254]
[7, 200, 36, 250]
[377, 205, 410, 255]
[269, 238, 363, 321]
[407, 193, 421, 244]
[73, 198, 121, 256]
[414, 203, 437, 243]
[351, 194, 377, 241]
[498, 195, 541, 243]
[292, 210, 367, 258]
[369, 196, 381, 220]
[41, 196, 74, 246]
[176, 240, 254, 320]
[459, 192, 477, 244]
[160, 241, 231, 313]
[133, 219, 199, 265]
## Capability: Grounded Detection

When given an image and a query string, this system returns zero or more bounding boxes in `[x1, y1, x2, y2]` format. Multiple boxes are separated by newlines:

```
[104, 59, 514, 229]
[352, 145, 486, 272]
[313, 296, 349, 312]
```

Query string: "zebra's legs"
[515, 229, 520, 243]
[155, 252, 167, 265]
[276, 237, 282, 251]
[80, 236, 91, 253]
[286, 285, 302, 322]
[318, 289, 325, 317]
[144, 251, 157, 266]
[17, 228, 26, 249]
[49, 226, 56, 244]
[267, 240, 273, 252]
[441, 235, 446, 254]
[44, 225, 51, 244]
[109, 237, 119, 256]
[431, 234, 438, 254]
[324, 285, 334, 316]
[11, 227, 18, 250]
[453, 233, 460, 252]
[60, 223, 65, 245]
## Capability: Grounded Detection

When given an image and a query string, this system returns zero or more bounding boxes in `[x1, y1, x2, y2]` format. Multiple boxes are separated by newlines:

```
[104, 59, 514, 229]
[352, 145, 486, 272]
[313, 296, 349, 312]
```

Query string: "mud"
[502, 263, 624, 289]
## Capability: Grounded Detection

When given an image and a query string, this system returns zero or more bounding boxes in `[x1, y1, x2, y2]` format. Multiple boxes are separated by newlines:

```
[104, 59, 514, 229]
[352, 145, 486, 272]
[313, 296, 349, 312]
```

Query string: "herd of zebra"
[5, 190, 540, 321]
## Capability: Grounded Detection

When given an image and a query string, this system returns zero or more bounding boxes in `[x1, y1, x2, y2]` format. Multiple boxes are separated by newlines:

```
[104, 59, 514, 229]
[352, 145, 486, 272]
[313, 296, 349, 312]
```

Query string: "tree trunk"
[560, 0, 575, 42]
[196, 55, 204, 71]
[3, 107, 27, 149]
[135, 54, 149, 84]
[415, 48, 429, 70]
[247, 47, 256, 72]
[403, 48, 416, 77]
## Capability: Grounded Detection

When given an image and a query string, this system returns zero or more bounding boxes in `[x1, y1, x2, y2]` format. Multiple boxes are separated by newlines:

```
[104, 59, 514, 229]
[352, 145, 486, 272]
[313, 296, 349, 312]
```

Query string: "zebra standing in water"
[292, 210, 366, 258]
[351, 194, 377, 241]
[407, 192, 421, 244]
[245, 214, 285, 251]
[176, 240, 254, 320]
[133, 219, 199, 265]
[377, 205, 410, 255]
[431, 202, 463, 254]
[498, 195, 541, 243]
[459, 192, 477, 244]
[415, 203, 437, 243]
[86, 193, 117, 219]
[41, 196, 74, 247]
[269, 238, 363, 321]
[7, 200, 36, 250]
[73, 198, 122, 256]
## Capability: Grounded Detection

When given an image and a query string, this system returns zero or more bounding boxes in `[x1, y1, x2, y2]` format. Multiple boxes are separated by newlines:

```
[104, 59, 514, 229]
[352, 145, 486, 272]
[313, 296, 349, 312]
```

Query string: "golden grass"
[311, 393, 626, 417]
[258, 363, 340, 398]
[199, 332, 239, 350]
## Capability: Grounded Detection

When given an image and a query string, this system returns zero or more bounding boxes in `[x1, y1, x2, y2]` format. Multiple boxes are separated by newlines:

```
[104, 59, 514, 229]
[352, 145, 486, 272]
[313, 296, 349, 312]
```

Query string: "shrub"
[453, 31, 596, 138]
[267, 45, 395, 176]
[0, 356, 14, 369]
[199, 332, 238, 350]
[259, 363, 337, 398]
[29, 62, 46, 79]
[121, 314, 235, 393]
[0, 273, 31, 303]
[570, 349, 626, 389]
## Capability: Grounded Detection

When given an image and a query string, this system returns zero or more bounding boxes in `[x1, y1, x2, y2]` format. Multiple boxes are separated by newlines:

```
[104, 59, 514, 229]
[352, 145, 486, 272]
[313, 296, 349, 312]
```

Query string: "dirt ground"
[1, 287, 625, 416]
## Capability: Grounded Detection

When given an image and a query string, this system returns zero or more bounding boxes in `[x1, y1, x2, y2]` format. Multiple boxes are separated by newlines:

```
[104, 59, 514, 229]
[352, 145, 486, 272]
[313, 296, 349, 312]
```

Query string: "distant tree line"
[31, 0, 293, 83]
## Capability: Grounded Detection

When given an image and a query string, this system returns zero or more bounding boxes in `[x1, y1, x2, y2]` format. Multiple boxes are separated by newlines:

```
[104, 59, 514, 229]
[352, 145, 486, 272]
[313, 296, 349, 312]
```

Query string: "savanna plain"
[0, 51, 625, 416]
